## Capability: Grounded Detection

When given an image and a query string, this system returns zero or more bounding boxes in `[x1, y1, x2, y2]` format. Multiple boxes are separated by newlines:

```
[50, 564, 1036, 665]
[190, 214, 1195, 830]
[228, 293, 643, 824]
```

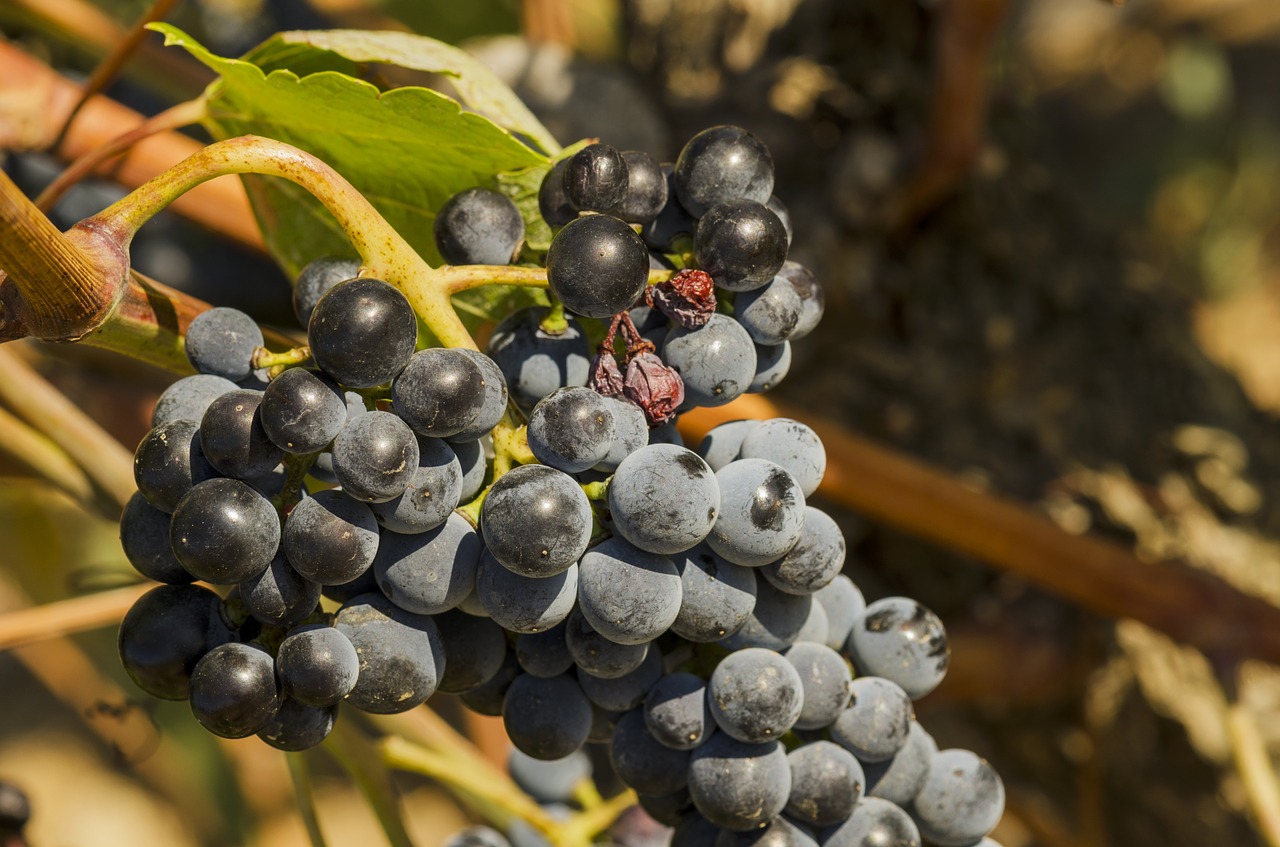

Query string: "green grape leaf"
[149, 24, 547, 282]
[249, 29, 560, 156]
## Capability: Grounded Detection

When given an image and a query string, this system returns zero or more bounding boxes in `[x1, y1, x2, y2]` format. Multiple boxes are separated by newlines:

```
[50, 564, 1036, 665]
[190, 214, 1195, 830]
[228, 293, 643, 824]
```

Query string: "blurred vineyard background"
[3, 0, 1280, 844]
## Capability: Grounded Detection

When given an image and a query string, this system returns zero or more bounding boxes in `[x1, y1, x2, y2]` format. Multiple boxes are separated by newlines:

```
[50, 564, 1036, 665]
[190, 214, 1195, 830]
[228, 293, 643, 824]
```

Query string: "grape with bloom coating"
[275, 625, 360, 707]
[739, 419, 826, 498]
[820, 797, 920, 847]
[335, 593, 445, 714]
[671, 544, 757, 643]
[369, 436, 464, 533]
[611, 708, 691, 796]
[308, 277, 417, 389]
[708, 647, 804, 744]
[293, 257, 360, 327]
[476, 551, 578, 634]
[911, 749, 1005, 847]
[433, 187, 525, 265]
[762, 507, 845, 596]
[785, 642, 853, 731]
[785, 741, 864, 827]
[527, 386, 616, 473]
[260, 367, 347, 454]
[707, 459, 806, 567]
[608, 444, 719, 554]
[120, 492, 192, 584]
[118, 584, 230, 700]
[502, 673, 593, 760]
[645, 671, 715, 750]
[487, 307, 591, 409]
[373, 513, 480, 614]
[578, 537, 681, 645]
[184, 307, 263, 381]
[482, 464, 592, 577]
[830, 677, 913, 763]
[662, 314, 757, 408]
[846, 597, 950, 700]
[688, 734, 791, 831]
[283, 489, 380, 586]
[330, 411, 420, 502]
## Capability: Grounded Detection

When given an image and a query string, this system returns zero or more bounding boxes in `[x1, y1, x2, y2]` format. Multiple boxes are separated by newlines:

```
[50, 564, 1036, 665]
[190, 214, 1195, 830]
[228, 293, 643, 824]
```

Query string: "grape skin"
[259, 367, 347, 454]
[373, 513, 481, 615]
[433, 609, 508, 694]
[662, 314, 757, 409]
[546, 214, 649, 318]
[813, 575, 866, 651]
[578, 537, 681, 646]
[612, 150, 668, 225]
[734, 277, 802, 346]
[502, 673, 593, 760]
[777, 262, 824, 341]
[644, 671, 716, 751]
[256, 699, 335, 751]
[910, 749, 1004, 847]
[133, 419, 218, 514]
[563, 143, 629, 212]
[275, 625, 360, 707]
[330, 411, 420, 503]
[673, 125, 775, 218]
[475, 550, 579, 634]
[188, 642, 281, 739]
[433, 187, 525, 266]
[670, 544, 757, 643]
[118, 584, 231, 701]
[785, 741, 864, 827]
[795, 600, 829, 645]
[460, 649, 520, 717]
[694, 201, 789, 293]
[527, 386, 617, 473]
[308, 277, 418, 389]
[152, 374, 239, 428]
[608, 444, 720, 554]
[784, 642, 853, 731]
[720, 580, 812, 652]
[688, 734, 791, 832]
[830, 677, 914, 763]
[708, 647, 804, 744]
[392, 348, 489, 439]
[820, 797, 920, 847]
[610, 708, 691, 795]
[696, 419, 760, 472]
[863, 721, 936, 807]
[283, 489, 381, 586]
[487, 307, 591, 409]
[577, 645, 664, 712]
[761, 507, 845, 596]
[482, 463, 592, 577]
[516, 620, 575, 679]
[293, 256, 360, 327]
[119, 492, 193, 584]
[715, 817, 818, 847]
[199, 389, 286, 480]
[448, 349, 509, 443]
[508, 748, 592, 805]
[239, 552, 322, 627]
[184, 307, 264, 382]
[369, 436, 463, 533]
[170, 478, 281, 584]
[565, 608, 649, 679]
[335, 593, 446, 713]
[538, 159, 576, 228]
[749, 342, 791, 393]
[845, 597, 950, 700]
[594, 397, 650, 471]
[739, 419, 826, 498]
[453, 438, 488, 501]
[707, 459, 806, 568]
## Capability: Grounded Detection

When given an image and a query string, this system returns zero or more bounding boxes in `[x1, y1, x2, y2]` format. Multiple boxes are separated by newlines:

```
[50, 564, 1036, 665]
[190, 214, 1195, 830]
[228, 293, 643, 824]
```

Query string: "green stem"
[381, 735, 558, 835]
[491, 405, 534, 481]
[322, 721, 415, 847]
[455, 485, 489, 528]
[273, 451, 319, 513]
[538, 301, 568, 335]
[89, 135, 477, 351]
[439, 264, 550, 295]
[580, 479, 609, 501]
[254, 345, 311, 370]
[549, 789, 637, 846]
[285, 752, 329, 847]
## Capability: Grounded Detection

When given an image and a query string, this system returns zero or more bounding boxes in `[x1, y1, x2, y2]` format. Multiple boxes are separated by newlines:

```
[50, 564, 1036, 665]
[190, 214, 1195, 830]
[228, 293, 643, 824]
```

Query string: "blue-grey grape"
[118, 584, 231, 700]
[820, 797, 920, 847]
[688, 734, 791, 831]
[392, 348, 489, 439]
[293, 256, 360, 327]
[671, 812, 721, 847]
[863, 721, 936, 807]
[283, 489, 380, 585]
[739, 419, 825, 498]
[508, 748, 592, 805]
[578, 537, 681, 645]
[637, 789, 693, 827]
[814, 575, 866, 651]
[696, 419, 760, 471]
[199, 389, 285, 480]
[259, 367, 347, 454]
[608, 444, 720, 554]
[453, 438, 489, 501]
[275, 625, 360, 707]
[830, 677, 913, 763]
[460, 649, 519, 716]
[642, 164, 696, 252]
[188, 642, 280, 738]
[482, 463, 591, 577]
[715, 817, 817, 847]
[784, 642, 852, 731]
[475, 550, 578, 634]
[335, 593, 445, 713]
[720, 580, 812, 652]
[767, 196, 792, 245]
[516, 620, 575, 678]
[170, 478, 280, 584]
[671, 544, 757, 643]
[434, 187, 525, 265]
[527, 386, 616, 473]
[594, 397, 649, 471]
[707, 459, 806, 567]
[308, 277, 417, 389]
[448, 349, 509, 443]
[749, 342, 791, 393]
[644, 671, 715, 750]
[734, 278, 802, 346]
[120, 491, 192, 584]
[612, 150, 668, 224]
[662, 314, 757, 408]
[910, 749, 1004, 847]
[673, 125, 774, 218]
[796, 600, 829, 645]
[369, 436, 463, 533]
[778, 262, 823, 341]
[502, 673, 592, 760]
[433, 608, 508, 694]
[256, 699, 335, 751]
[610, 708, 690, 795]
[133, 418, 217, 513]
[240, 552, 321, 627]
[152, 374, 239, 428]
[785, 741, 863, 827]
[565, 608, 649, 679]
[184, 307, 263, 381]
[330, 411, 420, 502]
[762, 507, 844, 595]
[487, 307, 590, 409]
[578, 645, 664, 712]
[708, 647, 804, 743]
[373, 513, 480, 614]
[845, 598, 949, 700]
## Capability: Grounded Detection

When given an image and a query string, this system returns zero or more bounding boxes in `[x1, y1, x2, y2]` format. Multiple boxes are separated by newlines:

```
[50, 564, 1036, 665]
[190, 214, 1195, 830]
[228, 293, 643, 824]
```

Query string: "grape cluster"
[117, 124, 1004, 845]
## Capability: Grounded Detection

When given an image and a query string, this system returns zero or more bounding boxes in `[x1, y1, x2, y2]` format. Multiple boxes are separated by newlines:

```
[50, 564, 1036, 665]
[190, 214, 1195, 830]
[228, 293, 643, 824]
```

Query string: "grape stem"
[254, 345, 311, 370]
[437, 264, 675, 295]
[272, 451, 319, 515]
[88, 135, 478, 350]
[580, 479, 609, 501]
[285, 752, 330, 847]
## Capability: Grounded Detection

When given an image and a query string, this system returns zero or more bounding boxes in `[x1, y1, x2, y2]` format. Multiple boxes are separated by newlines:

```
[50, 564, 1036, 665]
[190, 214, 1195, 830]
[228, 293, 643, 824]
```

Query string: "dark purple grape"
[434, 187, 525, 265]
[546, 215, 649, 318]
[188, 642, 281, 738]
[308, 277, 417, 389]
[118, 584, 231, 700]
[170, 477, 281, 584]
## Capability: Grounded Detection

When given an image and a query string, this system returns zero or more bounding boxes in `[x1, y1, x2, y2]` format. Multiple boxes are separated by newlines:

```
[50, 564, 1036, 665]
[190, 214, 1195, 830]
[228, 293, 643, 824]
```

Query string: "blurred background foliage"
[3, 0, 1280, 845]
